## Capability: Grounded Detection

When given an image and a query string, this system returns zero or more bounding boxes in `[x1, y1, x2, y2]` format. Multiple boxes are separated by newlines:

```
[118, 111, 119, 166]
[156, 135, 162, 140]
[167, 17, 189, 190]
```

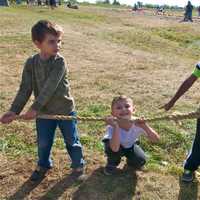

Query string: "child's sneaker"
[103, 165, 117, 176]
[30, 166, 50, 181]
[181, 169, 194, 182]
[71, 167, 88, 181]
[71, 167, 84, 177]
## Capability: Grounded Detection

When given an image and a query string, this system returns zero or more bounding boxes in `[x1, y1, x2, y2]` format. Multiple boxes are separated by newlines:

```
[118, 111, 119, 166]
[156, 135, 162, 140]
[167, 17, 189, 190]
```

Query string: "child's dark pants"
[104, 140, 146, 168]
[184, 119, 200, 171]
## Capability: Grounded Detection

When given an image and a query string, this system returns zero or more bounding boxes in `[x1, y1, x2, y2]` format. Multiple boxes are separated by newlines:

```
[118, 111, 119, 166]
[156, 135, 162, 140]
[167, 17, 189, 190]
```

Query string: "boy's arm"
[163, 74, 197, 111]
[31, 57, 66, 112]
[142, 123, 160, 142]
[104, 116, 120, 152]
[135, 120, 160, 142]
[109, 124, 120, 152]
[9, 58, 33, 115]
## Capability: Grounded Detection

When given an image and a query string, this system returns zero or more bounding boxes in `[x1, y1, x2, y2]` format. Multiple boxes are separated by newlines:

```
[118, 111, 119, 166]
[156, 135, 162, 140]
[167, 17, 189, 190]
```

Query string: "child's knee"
[128, 157, 146, 168]
[138, 158, 146, 166]
[104, 142, 120, 156]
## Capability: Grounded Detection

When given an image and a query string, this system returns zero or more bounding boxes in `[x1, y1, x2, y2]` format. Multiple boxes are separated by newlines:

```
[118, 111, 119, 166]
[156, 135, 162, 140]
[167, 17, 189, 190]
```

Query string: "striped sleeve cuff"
[192, 63, 200, 78]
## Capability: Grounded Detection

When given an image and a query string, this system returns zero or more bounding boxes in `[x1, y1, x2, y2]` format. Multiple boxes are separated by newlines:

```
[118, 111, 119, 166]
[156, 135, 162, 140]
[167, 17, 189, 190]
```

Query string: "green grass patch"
[80, 134, 104, 152]
[101, 26, 200, 59]
[151, 27, 200, 47]
[0, 5, 107, 25]
[0, 133, 36, 158]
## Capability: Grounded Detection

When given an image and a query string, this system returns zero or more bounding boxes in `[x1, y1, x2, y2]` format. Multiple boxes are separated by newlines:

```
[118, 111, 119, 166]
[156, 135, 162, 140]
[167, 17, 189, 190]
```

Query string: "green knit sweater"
[10, 53, 75, 115]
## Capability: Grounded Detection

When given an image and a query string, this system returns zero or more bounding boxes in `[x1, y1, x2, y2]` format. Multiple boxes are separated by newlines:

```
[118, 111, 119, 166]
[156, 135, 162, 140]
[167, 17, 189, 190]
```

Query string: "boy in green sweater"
[1, 20, 85, 181]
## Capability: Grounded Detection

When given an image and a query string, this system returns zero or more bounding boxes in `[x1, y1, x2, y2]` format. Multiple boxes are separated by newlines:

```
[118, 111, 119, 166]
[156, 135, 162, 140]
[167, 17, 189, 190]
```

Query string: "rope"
[13, 107, 200, 123]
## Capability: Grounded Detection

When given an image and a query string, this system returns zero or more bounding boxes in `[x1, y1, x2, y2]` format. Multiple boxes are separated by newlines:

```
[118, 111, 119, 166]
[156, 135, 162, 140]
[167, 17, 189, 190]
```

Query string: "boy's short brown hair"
[31, 20, 63, 43]
[111, 95, 133, 109]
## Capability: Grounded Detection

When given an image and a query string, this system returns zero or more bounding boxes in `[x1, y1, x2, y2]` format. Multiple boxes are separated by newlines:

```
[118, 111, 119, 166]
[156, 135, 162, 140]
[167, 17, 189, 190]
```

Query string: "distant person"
[198, 6, 200, 17]
[183, 1, 193, 22]
[37, 0, 42, 6]
[49, 0, 56, 9]
[132, 3, 138, 11]
[156, 6, 165, 15]
[66, 1, 79, 9]
[102, 95, 160, 175]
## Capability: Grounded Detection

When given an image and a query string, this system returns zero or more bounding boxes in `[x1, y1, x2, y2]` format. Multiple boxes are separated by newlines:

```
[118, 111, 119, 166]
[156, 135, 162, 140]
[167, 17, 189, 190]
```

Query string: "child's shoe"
[30, 166, 50, 181]
[71, 167, 88, 181]
[71, 167, 84, 175]
[181, 169, 194, 182]
[103, 165, 117, 176]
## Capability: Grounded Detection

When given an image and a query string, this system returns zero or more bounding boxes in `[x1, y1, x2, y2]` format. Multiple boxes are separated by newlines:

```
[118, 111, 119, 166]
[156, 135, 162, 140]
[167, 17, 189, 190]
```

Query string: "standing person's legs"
[188, 11, 193, 21]
[36, 118, 57, 168]
[58, 111, 84, 169]
[124, 144, 146, 169]
[184, 119, 200, 171]
[183, 12, 188, 21]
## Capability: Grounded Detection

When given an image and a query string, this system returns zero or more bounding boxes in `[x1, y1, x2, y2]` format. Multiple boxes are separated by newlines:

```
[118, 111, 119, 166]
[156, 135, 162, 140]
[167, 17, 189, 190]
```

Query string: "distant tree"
[103, 0, 110, 4]
[112, 0, 120, 5]
[68, 0, 77, 4]
[144, 3, 183, 10]
[144, 4, 155, 8]
[163, 4, 170, 9]
[96, 0, 110, 4]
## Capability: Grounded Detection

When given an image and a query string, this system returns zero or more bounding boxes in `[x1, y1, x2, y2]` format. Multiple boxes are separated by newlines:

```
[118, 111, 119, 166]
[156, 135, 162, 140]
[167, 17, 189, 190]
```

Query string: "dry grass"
[0, 5, 200, 200]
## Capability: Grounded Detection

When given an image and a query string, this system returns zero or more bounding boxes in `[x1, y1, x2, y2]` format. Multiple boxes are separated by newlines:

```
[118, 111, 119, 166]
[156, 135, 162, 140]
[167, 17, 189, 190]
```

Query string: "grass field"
[0, 4, 200, 199]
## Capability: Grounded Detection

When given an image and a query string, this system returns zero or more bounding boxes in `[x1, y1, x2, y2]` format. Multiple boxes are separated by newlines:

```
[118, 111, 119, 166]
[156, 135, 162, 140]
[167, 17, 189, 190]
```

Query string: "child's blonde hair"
[111, 95, 133, 109]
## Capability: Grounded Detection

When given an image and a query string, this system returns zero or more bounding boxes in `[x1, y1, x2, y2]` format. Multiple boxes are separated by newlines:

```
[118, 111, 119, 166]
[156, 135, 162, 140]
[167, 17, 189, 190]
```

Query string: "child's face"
[111, 99, 135, 119]
[35, 33, 62, 57]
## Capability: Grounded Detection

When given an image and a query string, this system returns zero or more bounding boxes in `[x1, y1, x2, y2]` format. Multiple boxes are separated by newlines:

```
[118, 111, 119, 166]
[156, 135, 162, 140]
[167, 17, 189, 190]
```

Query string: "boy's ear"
[33, 40, 41, 48]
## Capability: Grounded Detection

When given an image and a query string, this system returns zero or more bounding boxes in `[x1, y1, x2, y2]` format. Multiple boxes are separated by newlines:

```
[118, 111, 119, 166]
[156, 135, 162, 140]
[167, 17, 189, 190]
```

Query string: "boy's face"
[111, 99, 135, 119]
[35, 33, 62, 57]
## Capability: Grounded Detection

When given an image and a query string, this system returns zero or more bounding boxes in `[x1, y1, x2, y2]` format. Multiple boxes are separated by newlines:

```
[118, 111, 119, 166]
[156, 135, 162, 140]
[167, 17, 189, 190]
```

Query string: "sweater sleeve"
[192, 63, 200, 78]
[9, 57, 33, 114]
[31, 57, 66, 111]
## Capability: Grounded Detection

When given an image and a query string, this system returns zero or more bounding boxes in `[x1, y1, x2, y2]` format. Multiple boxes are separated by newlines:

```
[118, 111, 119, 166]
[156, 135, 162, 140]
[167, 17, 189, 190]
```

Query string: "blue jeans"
[36, 111, 84, 169]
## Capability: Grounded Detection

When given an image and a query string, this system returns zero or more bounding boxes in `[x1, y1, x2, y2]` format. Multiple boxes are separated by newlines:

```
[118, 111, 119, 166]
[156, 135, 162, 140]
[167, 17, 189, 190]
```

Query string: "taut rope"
[11, 107, 200, 123]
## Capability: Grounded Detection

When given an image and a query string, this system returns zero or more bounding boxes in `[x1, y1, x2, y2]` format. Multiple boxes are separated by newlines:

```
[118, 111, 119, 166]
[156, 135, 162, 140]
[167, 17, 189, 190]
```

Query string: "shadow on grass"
[8, 171, 78, 200]
[8, 167, 138, 200]
[8, 174, 46, 200]
[72, 167, 138, 200]
[178, 177, 198, 200]
[38, 173, 80, 200]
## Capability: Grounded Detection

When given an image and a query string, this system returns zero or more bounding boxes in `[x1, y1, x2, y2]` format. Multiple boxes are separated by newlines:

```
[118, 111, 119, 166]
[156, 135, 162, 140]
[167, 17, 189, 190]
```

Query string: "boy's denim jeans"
[36, 111, 84, 169]
[184, 119, 200, 171]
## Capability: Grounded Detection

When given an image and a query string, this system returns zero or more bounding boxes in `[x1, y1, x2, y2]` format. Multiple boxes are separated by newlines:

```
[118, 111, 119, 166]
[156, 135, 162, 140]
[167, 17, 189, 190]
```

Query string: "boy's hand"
[21, 108, 37, 120]
[0, 111, 16, 124]
[104, 116, 119, 127]
[134, 117, 146, 128]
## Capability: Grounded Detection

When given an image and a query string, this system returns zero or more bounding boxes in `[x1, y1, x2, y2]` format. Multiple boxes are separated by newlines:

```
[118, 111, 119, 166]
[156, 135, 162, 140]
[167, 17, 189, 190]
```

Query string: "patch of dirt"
[1, 150, 200, 200]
